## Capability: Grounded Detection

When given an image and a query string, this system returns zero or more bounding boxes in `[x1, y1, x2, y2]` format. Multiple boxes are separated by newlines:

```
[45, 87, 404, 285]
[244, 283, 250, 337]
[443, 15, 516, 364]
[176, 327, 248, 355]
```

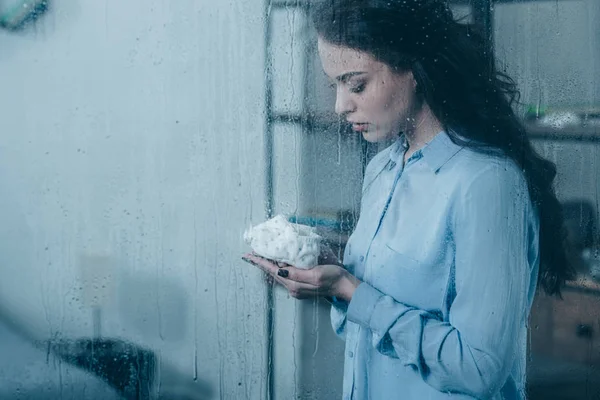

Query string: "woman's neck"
[403, 104, 443, 160]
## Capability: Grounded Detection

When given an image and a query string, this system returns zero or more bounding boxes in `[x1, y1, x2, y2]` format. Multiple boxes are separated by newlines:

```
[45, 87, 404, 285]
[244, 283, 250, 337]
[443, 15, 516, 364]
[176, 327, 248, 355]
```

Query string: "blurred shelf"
[526, 124, 600, 142]
[273, 111, 600, 143]
[565, 275, 600, 294]
[451, 0, 579, 3]
[270, 0, 579, 7]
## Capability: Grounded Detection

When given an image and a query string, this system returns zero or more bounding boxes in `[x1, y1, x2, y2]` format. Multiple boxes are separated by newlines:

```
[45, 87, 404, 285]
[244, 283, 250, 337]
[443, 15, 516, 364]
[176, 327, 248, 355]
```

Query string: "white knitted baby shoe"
[243, 215, 322, 269]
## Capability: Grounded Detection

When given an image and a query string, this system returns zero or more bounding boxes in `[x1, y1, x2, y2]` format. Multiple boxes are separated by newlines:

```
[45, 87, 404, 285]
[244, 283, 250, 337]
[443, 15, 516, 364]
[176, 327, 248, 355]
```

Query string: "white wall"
[0, 0, 269, 398]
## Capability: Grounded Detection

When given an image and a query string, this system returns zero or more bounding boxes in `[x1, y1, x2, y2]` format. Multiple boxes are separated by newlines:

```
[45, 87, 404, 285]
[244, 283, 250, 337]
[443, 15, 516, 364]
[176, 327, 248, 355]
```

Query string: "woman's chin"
[360, 130, 378, 143]
[361, 130, 396, 144]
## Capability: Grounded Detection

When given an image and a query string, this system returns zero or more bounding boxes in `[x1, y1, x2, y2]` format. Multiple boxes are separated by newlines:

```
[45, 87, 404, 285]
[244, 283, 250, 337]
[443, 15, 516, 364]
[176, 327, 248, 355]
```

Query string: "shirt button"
[359, 256, 364, 262]
[348, 351, 354, 358]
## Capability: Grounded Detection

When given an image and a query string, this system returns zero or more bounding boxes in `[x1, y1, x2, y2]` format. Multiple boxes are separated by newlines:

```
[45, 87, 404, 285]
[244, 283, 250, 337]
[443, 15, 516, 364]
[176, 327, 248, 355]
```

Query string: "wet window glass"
[0, 0, 598, 399]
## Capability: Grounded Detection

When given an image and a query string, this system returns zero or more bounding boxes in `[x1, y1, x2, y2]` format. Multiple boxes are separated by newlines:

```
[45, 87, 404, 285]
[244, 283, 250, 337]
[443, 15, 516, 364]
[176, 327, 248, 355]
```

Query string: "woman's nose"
[334, 89, 356, 116]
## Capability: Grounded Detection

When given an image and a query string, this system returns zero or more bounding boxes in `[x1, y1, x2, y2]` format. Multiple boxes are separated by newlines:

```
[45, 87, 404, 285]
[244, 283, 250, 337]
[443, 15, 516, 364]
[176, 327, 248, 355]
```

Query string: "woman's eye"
[349, 83, 365, 94]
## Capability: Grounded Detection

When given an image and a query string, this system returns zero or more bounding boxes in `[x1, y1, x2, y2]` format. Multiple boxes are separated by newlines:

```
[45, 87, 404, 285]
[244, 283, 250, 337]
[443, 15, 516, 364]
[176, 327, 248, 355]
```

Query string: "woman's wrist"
[336, 270, 360, 302]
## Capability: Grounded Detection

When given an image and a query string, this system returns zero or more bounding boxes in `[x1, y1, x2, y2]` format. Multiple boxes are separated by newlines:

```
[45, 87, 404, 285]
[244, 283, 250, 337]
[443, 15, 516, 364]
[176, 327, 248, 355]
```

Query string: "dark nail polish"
[242, 257, 256, 266]
[278, 269, 289, 278]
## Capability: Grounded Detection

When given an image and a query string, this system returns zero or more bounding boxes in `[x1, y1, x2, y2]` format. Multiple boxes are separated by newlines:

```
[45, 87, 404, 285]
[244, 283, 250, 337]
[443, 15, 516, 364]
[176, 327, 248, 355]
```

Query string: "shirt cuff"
[325, 295, 348, 309]
[346, 283, 420, 366]
[346, 282, 384, 327]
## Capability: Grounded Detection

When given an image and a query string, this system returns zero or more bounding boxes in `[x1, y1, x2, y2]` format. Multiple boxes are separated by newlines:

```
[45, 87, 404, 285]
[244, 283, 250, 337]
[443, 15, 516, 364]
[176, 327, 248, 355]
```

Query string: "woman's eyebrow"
[335, 71, 367, 83]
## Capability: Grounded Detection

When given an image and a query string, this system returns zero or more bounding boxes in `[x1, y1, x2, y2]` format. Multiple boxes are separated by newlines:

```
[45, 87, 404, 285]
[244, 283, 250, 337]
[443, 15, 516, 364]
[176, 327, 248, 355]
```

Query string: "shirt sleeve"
[327, 296, 349, 340]
[345, 162, 538, 399]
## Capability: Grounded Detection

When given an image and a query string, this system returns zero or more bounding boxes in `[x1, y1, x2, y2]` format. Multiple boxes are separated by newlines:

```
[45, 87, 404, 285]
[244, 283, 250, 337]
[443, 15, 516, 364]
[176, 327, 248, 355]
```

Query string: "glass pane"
[0, 1, 267, 398]
[271, 6, 307, 115]
[0, 0, 599, 399]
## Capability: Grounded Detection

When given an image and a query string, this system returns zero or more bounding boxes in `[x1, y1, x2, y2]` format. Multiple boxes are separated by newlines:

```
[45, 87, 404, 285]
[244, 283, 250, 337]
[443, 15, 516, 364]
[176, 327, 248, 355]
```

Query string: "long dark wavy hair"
[310, 0, 575, 296]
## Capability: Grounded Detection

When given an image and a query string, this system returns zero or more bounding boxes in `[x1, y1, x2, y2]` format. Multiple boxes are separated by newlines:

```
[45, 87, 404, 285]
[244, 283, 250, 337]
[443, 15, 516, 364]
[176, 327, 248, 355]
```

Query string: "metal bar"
[270, 0, 309, 10]
[470, 0, 494, 53]
[452, 0, 578, 3]
[529, 133, 600, 143]
[300, 12, 311, 139]
[269, 112, 342, 133]
[270, 113, 306, 125]
[264, 1, 275, 399]
[92, 306, 101, 338]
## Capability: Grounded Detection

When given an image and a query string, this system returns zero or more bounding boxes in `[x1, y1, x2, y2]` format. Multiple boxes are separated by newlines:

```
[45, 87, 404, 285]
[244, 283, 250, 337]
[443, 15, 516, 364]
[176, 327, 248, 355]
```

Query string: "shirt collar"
[388, 135, 408, 167]
[390, 130, 465, 173]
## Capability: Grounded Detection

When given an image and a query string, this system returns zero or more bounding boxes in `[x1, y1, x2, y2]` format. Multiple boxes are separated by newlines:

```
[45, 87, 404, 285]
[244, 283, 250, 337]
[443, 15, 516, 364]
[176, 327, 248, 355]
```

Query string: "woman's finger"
[272, 273, 324, 298]
[278, 266, 320, 286]
[243, 254, 325, 297]
[243, 255, 296, 290]
[278, 277, 319, 293]
[242, 253, 279, 275]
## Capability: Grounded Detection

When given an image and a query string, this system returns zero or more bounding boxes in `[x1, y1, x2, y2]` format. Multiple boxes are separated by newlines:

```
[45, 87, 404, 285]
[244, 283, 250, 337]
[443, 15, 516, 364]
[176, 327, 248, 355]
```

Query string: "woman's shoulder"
[448, 147, 529, 196]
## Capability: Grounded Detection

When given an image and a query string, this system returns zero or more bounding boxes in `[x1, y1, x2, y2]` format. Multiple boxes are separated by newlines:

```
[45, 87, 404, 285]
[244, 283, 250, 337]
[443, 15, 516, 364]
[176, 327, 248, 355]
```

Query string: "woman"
[244, 0, 574, 398]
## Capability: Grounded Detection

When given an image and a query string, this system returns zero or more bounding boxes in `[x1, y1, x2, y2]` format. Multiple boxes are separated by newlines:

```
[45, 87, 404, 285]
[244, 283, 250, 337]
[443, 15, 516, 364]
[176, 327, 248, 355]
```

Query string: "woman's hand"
[242, 253, 360, 302]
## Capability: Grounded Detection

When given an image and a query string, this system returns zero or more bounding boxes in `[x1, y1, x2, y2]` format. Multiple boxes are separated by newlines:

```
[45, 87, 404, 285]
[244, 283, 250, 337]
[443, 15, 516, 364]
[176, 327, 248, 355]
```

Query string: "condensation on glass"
[0, 0, 598, 399]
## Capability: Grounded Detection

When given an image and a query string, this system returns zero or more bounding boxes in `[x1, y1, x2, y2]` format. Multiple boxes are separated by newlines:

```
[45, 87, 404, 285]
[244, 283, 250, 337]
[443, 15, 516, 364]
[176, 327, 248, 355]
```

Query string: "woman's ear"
[410, 70, 426, 105]
[404, 70, 417, 92]
[411, 73, 418, 91]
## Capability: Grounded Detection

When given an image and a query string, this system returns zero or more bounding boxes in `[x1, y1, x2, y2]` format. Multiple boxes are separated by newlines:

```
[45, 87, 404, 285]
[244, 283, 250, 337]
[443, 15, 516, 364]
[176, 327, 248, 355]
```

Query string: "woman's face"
[317, 38, 419, 143]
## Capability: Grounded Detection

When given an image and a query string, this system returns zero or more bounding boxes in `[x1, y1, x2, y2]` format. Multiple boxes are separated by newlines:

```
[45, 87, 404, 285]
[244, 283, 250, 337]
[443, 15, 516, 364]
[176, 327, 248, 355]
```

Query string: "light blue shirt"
[331, 131, 540, 400]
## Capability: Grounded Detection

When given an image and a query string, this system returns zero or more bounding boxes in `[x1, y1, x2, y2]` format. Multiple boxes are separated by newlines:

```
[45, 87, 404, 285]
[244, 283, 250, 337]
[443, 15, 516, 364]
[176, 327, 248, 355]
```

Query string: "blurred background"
[0, 0, 599, 399]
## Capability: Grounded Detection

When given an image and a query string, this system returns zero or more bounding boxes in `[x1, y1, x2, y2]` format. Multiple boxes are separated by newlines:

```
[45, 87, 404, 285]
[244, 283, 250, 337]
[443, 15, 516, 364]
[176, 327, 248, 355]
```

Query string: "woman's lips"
[351, 123, 369, 132]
